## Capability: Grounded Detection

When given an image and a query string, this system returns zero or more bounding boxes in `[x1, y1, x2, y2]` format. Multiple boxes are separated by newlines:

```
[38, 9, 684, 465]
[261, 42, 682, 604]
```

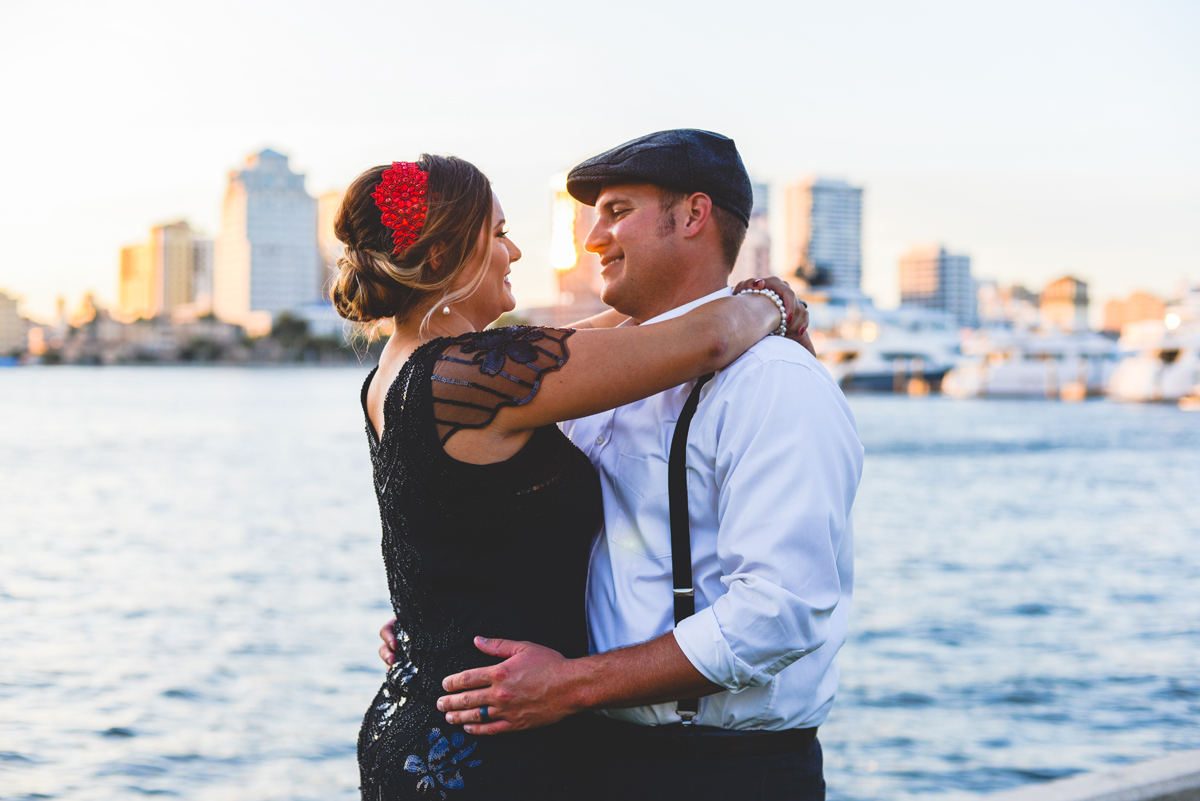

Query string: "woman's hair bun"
[332, 245, 407, 323]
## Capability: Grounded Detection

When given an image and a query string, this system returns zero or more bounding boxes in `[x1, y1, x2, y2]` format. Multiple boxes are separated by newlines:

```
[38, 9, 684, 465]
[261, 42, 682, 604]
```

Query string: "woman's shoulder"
[426, 326, 575, 445]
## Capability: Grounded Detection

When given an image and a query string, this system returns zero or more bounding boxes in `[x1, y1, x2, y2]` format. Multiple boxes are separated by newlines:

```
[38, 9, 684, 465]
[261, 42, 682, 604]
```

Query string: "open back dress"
[356, 326, 603, 800]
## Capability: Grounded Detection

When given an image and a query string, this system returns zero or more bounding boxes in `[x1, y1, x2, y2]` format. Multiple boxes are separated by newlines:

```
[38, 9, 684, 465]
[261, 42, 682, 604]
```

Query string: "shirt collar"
[639, 287, 733, 326]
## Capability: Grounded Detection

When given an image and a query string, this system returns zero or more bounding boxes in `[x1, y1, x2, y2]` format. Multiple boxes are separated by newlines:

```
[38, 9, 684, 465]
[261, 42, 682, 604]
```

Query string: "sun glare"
[549, 174, 579, 272]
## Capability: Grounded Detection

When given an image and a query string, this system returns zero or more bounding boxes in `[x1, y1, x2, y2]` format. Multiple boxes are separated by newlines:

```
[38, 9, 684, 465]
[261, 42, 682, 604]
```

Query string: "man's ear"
[681, 193, 713, 239]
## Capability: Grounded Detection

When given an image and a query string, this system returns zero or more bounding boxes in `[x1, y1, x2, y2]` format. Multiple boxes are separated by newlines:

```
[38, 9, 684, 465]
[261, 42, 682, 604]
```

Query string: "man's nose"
[583, 221, 607, 255]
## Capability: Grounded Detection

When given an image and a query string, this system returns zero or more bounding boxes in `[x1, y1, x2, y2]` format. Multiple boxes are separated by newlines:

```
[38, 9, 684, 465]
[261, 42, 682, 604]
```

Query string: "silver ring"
[798, 299, 808, 308]
[478, 705, 490, 723]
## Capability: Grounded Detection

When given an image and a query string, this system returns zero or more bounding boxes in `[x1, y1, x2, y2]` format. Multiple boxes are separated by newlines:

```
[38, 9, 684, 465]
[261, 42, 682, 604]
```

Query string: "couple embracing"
[335, 130, 863, 800]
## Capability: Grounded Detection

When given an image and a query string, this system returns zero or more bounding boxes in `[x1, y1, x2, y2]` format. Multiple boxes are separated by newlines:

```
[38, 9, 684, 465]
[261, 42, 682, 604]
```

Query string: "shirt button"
[595, 435, 605, 446]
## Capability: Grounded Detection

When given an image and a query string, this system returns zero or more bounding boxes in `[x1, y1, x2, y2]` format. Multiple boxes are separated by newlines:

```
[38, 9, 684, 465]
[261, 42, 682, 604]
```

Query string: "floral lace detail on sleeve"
[430, 326, 574, 444]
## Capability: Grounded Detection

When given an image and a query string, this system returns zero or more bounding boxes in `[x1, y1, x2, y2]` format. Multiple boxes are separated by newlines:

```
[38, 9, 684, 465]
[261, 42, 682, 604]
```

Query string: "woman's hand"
[379, 616, 398, 666]
[733, 277, 816, 356]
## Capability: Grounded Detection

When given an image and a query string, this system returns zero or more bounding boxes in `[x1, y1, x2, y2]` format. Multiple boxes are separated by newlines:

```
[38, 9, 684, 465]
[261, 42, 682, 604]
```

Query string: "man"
[383, 129, 863, 799]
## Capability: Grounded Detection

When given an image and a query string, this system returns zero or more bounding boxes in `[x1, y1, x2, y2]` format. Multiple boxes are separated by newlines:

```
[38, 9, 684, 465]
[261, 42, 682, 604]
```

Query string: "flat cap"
[567, 129, 753, 226]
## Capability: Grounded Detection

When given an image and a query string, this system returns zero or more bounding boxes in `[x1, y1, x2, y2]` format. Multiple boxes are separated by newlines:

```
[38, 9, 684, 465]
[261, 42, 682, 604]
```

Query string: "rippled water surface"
[3, 367, 1198, 800]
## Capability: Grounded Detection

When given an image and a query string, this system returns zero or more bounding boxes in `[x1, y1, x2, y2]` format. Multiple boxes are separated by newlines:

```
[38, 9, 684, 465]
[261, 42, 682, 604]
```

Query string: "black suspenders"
[668, 372, 714, 724]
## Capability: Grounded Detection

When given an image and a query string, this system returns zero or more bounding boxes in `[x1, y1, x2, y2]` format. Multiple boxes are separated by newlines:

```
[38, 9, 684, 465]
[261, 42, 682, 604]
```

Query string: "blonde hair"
[331, 154, 494, 336]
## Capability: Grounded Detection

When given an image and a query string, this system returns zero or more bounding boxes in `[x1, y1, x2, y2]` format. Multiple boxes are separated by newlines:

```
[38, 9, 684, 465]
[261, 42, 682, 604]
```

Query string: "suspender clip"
[672, 588, 694, 597]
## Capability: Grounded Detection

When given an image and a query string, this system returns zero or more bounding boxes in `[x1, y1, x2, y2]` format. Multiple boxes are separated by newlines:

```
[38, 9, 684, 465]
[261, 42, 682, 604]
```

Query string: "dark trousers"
[591, 722, 825, 801]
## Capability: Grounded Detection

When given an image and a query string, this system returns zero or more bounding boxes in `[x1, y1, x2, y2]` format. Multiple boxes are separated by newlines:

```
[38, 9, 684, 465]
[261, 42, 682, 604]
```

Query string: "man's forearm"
[568, 632, 723, 712]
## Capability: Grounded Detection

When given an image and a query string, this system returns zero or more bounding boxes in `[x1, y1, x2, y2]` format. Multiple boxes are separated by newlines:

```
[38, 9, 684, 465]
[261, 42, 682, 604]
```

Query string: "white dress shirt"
[562, 288, 863, 731]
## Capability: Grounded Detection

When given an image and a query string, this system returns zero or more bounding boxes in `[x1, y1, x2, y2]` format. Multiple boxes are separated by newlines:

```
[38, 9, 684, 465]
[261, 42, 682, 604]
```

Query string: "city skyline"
[1, 1, 1197, 322]
[13, 148, 1198, 330]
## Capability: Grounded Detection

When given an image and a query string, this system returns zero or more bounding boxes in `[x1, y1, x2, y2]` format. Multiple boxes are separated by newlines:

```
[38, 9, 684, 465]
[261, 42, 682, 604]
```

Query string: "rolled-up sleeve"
[673, 357, 863, 692]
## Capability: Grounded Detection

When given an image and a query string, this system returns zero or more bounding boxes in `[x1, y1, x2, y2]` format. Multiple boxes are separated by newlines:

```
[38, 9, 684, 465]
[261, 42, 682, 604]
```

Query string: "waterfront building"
[118, 221, 211, 320]
[899, 244, 978, 329]
[0, 290, 24, 356]
[1103, 291, 1165, 334]
[977, 281, 1041, 330]
[54, 303, 246, 366]
[70, 293, 100, 327]
[192, 237, 214, 313]
[214, 149, 320, 334]
[153, 221, 198, 313]
[782, 177, 863, 289]
[976, 280, 1005, 328]
[729, 181, 771, 285]
[119, 243, 154, 320]
[1040, 276, 1089, 332]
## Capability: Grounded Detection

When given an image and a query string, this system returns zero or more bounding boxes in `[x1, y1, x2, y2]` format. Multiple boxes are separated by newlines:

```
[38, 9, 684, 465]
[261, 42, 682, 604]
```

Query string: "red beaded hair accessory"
[372, 162, 429, 256]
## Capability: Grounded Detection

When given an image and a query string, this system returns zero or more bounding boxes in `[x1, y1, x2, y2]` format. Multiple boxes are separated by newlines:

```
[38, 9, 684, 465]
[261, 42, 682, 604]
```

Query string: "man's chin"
[601, 285, 652, 323]
[599, 282, 624, 311]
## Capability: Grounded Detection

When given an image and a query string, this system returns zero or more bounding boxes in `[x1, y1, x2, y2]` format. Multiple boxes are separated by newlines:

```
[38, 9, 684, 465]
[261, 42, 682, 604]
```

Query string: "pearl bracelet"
[737, 288, 788, 336]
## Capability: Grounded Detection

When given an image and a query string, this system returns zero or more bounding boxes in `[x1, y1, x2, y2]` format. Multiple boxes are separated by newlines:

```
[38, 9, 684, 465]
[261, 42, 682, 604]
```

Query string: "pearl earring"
[441, 305, 450, 316]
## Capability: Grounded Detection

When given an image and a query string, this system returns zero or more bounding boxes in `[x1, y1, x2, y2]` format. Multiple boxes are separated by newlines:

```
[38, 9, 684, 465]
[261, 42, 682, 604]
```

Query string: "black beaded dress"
[356, 326, 603, 800]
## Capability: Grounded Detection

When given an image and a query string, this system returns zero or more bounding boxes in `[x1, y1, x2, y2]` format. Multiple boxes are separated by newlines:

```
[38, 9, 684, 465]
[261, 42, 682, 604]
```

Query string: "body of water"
[2, 367, 1198, 799]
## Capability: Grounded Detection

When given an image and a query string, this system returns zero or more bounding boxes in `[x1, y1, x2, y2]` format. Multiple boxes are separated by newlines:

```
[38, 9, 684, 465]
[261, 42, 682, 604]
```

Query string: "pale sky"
[1, 0, 1196, 322]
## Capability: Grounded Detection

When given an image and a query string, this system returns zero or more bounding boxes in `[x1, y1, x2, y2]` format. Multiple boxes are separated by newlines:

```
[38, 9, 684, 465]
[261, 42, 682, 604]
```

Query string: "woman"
[334, 155, 806, 800]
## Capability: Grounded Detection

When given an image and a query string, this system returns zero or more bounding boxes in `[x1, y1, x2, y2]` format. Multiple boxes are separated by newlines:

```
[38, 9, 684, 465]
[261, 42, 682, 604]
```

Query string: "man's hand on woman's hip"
[438, 637, 582, 735]
[379, 622, 581, 735]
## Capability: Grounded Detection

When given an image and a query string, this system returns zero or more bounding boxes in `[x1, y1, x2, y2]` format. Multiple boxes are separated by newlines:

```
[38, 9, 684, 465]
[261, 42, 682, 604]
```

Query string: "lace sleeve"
[429, 326, 575, 444]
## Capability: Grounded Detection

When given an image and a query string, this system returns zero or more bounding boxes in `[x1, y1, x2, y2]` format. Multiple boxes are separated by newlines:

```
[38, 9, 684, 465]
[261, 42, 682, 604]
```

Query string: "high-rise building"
[0, 290, 23, 355]
[899, 244, 977, 328]
[1040, 276, 1089, 332]
[119, 243, 154, 320]
[192, 237, 214, 313]
[214, 149, 320, 333]
[729, 182, 771, 285]
[152, 221, 197, 312]
[782, 177, 863, 289]
[118, 220, 211, 320]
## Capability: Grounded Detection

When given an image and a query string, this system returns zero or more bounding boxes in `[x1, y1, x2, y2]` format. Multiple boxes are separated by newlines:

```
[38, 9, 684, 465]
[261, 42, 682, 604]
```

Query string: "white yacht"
[807, 294, 962, 393]
[1107, 319, 1200, 403]
[942, 329, 1119, 400]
